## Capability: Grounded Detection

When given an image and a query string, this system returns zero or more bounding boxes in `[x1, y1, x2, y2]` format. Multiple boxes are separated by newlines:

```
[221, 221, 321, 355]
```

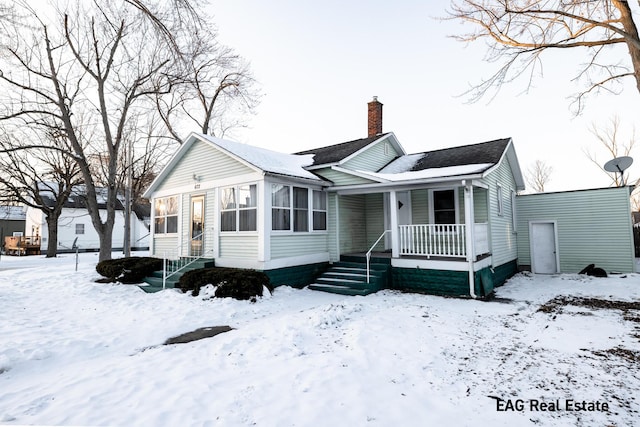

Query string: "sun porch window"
[271, 185, 327, 232]
[154, 196, 178, 234]
[221, 184, 257, 232]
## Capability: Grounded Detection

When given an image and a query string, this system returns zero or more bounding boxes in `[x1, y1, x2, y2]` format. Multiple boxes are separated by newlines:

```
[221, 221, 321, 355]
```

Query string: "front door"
[190, 196, 205, 256]
[530, 221, 558, 274]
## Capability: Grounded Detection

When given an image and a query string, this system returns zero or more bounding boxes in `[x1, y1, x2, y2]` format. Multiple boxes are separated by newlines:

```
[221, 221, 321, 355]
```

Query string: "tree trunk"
[614, 0, 640, 94]
[97, 206, 116, 262]
[98, 226, 113, 261]
[45, 213, 59, 258]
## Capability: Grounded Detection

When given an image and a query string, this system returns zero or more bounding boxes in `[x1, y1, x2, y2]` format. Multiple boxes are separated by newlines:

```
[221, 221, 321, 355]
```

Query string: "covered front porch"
[329, 181, 493, 297]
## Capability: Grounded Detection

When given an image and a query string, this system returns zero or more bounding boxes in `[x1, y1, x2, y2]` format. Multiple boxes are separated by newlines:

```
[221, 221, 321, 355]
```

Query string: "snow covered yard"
[1, 253, 639, 426]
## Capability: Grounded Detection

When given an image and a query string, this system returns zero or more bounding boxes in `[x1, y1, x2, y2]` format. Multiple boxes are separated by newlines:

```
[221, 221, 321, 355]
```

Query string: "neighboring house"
[0, 206, 27, 252]
[143, 97, 530, 297]
[24, 187, 150, 255]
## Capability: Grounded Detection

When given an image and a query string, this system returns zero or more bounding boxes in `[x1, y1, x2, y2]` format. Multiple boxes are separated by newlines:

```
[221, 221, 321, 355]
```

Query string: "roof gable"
[296, 133, 405, 167]
[144, 133, 324, 197]
[198, 134, 319, 181]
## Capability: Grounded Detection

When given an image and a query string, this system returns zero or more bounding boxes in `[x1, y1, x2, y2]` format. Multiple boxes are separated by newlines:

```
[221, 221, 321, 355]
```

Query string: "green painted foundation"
[265, 262, 329, 288]
[474, 259, 518, 297]
[393, 259, 518, 298]
[392, 267, 470, 297]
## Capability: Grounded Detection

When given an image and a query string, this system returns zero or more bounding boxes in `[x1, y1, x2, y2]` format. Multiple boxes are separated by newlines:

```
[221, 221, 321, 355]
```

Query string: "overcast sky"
[210, 1, 639, 192]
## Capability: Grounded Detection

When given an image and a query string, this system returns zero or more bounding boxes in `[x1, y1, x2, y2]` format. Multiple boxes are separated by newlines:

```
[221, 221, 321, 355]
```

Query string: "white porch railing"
[162, 228, 214, 289]
[398, 223, 489, 258]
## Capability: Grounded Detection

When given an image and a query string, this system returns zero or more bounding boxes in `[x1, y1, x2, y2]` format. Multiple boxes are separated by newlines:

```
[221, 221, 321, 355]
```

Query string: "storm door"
[190, 196, 205, 256]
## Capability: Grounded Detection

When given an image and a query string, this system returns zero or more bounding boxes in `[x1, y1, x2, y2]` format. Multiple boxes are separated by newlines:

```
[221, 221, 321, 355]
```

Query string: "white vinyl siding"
[474, 188, 489, 223]
[219, 235, 258, 259]
[271, 234, 328, 259]
[365, 193, 385, 251]
[339, 194, 367, 253]
[485, 158, 518, 266]
[313, 168, 377, 186]
[156, 140, 254, 192]
[411, 190, 429, 224]
[342, 139, 400, 172]
[516, 187, 634, 273]
[153, 235, 179, 256]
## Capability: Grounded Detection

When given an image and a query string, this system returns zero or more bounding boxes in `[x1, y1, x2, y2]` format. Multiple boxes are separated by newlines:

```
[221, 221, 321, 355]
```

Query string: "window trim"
[428, 188, 460, 225]
[220, 183, 258, 233]
[497, 184, 504, 217]
[312, 190, 328, 231]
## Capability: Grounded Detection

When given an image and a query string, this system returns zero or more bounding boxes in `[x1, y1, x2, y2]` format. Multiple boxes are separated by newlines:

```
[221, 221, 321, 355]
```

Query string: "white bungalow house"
[142, 98, 530, 297]
[24, 187, 150, 255]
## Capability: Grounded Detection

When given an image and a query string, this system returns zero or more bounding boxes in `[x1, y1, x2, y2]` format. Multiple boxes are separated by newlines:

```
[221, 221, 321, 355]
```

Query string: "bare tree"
[447, 1, 640, 111]
[157, 33, 260, 142]
[0, 1, 204, 261]
[526, 159, 553, 193]
[0, 131, 82, 257]
[585, 116, 636, 186]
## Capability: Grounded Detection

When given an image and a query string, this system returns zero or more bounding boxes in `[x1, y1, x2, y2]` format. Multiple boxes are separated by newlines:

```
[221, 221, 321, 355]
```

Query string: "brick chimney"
[367, 96, 383, 137]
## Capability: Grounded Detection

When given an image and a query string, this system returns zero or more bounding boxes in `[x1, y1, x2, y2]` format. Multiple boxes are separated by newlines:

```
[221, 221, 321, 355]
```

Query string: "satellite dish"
[604, 156, 633, 186]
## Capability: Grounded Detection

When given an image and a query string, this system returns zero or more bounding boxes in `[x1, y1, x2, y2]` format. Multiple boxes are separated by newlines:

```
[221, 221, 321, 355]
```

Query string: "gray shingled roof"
[40, 189, 125, 211]
[295, 133, 389, 166]
[410, 138, 510, 171]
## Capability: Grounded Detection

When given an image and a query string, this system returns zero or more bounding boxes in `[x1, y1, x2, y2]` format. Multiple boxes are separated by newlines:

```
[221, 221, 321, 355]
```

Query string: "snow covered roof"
[355, 137, 522, 186]
[197, 134, 321, 181]
[0, 206, 25, 221]
[362, 163, 494, 182]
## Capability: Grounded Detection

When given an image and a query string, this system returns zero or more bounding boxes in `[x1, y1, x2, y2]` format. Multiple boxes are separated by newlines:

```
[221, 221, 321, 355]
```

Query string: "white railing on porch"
[398, 223, 489, 258]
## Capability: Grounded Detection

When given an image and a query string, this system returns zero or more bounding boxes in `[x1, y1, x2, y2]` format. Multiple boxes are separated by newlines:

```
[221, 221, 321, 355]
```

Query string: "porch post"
[335, 194, 341, 261]
[389, 190, 399, 258]
[464, 182, 477, 298]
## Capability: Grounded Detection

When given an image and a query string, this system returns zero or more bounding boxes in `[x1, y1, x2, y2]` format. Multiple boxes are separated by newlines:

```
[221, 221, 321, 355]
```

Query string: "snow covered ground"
[0, 252, 639, 426]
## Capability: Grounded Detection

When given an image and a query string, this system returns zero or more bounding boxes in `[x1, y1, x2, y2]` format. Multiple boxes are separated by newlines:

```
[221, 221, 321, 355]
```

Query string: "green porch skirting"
[393, 259, 518, 298]
[265, 262, 329, 288]
[392, 268, 470, 297]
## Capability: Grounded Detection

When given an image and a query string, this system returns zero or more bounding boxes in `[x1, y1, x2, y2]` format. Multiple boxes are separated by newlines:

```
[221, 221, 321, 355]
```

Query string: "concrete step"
[142, 276, 178, 289]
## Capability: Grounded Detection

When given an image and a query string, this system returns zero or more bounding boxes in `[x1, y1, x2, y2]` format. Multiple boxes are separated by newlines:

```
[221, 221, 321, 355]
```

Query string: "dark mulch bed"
[537, 296, 640, 314]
